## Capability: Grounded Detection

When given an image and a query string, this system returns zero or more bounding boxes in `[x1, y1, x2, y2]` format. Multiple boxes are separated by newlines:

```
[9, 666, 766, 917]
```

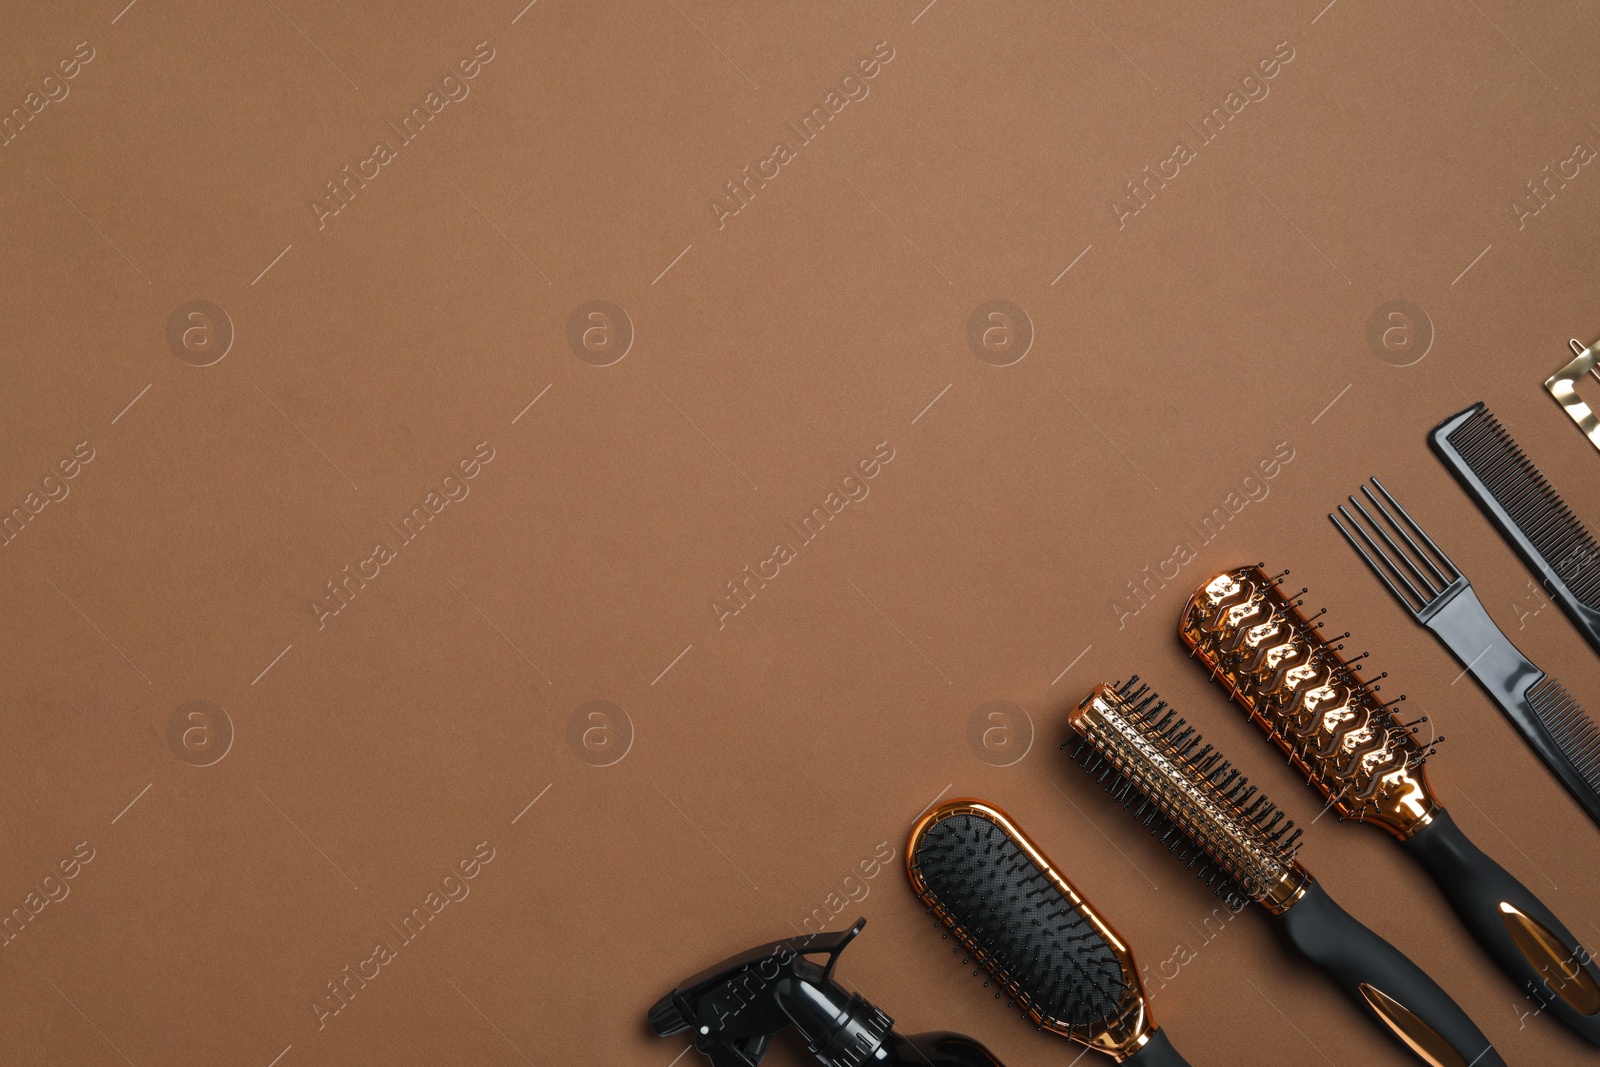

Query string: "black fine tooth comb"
[1332, 476, 1600, 829]
[1431, 402, 1600, 657]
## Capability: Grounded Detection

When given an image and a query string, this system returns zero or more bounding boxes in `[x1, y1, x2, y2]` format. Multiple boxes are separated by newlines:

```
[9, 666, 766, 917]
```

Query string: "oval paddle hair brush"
[1068, 678, 1504, 1067]
[907, 800, 1190, 1065]
[1181, 565, 1600, 1042]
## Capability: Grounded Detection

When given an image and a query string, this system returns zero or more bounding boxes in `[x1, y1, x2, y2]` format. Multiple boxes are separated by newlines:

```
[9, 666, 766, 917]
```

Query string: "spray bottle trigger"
[700, 1032, 772, 1067]
[818, 917, 867, 987]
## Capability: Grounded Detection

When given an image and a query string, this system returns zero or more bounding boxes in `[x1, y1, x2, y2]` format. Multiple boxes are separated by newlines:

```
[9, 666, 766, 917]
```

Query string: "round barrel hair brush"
[907, 799, 1192, 1065]
[1068, 677, 1505, 1067]
[1181, 564, 1600, 1043]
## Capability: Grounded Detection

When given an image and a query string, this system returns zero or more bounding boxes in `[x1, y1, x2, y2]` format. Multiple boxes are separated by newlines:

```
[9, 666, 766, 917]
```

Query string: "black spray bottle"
[649, 918, 1006, 1067]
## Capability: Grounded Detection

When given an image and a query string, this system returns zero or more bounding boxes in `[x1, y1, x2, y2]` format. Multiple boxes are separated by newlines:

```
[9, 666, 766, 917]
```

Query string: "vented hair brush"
[907, 799, 1190, 1065]
[1068, 678, 1503, 1067]
[1182, 565, 1600, 1043]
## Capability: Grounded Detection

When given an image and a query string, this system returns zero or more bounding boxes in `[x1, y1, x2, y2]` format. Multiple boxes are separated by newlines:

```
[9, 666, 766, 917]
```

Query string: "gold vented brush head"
[1068, 679, 1311, 914]
[1179, 566, 1441, 838]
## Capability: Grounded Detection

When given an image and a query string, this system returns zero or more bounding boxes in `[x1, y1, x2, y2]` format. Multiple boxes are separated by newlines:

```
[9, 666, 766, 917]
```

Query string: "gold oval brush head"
[1068, 679, 1311, 914]
[1179, 566, 1441, 837]
[907, 800, 1158, 1060]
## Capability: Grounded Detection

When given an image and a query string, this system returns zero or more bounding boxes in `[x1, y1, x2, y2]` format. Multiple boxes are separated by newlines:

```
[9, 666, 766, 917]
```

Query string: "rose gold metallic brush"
[1182, 565, 1600, 1044]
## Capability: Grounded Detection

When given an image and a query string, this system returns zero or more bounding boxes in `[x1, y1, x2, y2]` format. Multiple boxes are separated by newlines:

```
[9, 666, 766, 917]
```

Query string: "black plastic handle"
[1404, 808, 1600, 1043]
[1123, 1028, 1191, 1067]
[1275, 880, 1504, 1067]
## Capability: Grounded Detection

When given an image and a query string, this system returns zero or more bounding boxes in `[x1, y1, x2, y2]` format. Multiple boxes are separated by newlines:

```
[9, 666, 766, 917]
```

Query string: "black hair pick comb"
[907, 800, 1190, 1065]
[1331, 476, 1600, 832]
[1067, 677, 1505, 1067]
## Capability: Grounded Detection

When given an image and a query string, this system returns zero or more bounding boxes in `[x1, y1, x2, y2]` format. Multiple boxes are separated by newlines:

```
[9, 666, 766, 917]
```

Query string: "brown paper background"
[3, 1, 1599, 1064]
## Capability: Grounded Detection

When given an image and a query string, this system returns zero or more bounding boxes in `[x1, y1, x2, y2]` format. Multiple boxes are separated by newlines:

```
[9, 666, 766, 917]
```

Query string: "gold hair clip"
[1545, 337, 1600, 453]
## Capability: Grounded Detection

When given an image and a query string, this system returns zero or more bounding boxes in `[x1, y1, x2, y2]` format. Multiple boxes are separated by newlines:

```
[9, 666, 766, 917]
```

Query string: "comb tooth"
[1479, 453, 1531, 505]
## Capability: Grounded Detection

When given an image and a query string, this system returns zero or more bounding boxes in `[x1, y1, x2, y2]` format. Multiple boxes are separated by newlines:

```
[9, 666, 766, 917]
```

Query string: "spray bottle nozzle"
[648, 918, 875, 1067]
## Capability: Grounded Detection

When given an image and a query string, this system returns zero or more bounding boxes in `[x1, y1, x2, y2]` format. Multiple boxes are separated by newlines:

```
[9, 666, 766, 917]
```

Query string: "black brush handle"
[1404, 809, 1600, 1043]
[1274, 881, 1504, 1067]
[1123, 1028, 1191, 1066]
